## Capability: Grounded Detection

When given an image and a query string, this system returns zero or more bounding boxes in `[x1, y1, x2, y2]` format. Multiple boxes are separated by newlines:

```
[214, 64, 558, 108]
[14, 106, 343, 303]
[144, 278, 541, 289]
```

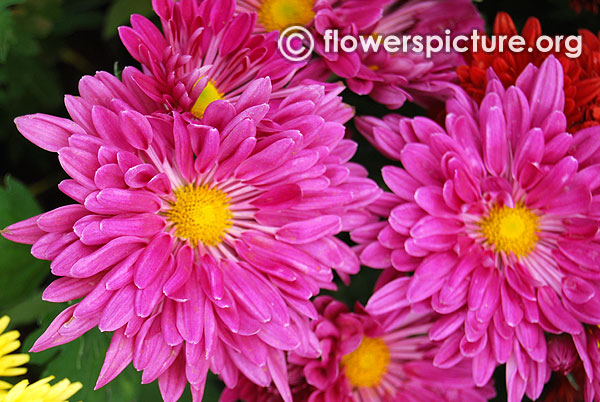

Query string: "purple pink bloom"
[3, 67, 380, 401]
[354, 55, 600, 402]
[222, 292, 494, 401]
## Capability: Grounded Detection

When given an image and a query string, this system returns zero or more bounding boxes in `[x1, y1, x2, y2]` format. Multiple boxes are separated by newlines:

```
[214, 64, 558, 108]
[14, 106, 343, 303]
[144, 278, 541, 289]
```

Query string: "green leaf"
[0, 175, 47, 310]
[0, 9, 16, 62]
[0, 0, 25, 9]
[4, 291, 61, 327]
[103, 0, 154, 39]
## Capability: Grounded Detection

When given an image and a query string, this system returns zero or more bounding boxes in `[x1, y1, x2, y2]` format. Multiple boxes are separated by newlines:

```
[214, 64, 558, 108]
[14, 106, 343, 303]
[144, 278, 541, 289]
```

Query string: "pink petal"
[15, 114, 79, 152]
[276, 215, 342, 245]
[96, 328, 134, 389]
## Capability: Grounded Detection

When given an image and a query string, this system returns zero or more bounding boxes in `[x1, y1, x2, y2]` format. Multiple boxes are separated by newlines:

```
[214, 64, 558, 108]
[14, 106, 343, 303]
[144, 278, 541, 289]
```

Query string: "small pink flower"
[222, 290, 495, 402]
[354, 56, 600, 402]
[4, 72, 381, 402]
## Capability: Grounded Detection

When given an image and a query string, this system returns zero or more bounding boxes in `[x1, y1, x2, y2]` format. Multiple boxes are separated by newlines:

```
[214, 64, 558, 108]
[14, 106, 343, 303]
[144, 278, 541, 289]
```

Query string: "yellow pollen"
[166, 184, 233, 246]
[258, 0, 315, 32]
[341, 336, 390, 388]
[191, 80, 224, 119]
[479, 203, 540, 257]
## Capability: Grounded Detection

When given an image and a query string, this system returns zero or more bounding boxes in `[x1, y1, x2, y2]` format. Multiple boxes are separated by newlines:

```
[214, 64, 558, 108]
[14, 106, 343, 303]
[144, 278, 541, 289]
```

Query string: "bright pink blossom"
[4, 71, 380, 402]
[221, 291, 495, 402]
[354, 56, 600, 402]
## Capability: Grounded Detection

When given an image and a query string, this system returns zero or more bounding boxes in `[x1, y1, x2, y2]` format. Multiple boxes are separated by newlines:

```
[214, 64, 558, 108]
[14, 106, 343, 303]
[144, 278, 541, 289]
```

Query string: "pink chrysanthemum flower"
[345, 0, 484, 109]
[221, 290, 495, 402]
[119, 0, 345, 121]
[353, 55, 600, 402]
[3, 71, 380, 402]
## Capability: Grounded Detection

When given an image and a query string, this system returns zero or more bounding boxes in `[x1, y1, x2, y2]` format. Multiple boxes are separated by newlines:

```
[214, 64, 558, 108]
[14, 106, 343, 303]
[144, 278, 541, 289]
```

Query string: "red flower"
[457, 12, 600, 132]
[570, 0, 600, 13]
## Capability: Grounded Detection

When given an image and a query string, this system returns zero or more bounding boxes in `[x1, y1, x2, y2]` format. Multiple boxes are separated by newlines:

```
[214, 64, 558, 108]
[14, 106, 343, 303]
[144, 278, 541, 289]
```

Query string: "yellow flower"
[0, 316, 29, 378]
[0, 376, 82, 402]
[0, 316, 82, 402]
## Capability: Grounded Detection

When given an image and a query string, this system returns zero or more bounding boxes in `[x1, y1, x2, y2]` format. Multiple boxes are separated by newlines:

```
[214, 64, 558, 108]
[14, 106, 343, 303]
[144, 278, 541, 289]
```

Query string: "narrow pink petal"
[401, 143, 443, 185]
[42, 276, 99, 302]
[94, 164, 126, 189]
[30, 305, 96, 352]
[2, 214, 45, 244]
[100, 213, 165, 238]
[161, 299, 183, 346]
[99, 284, 136, 332]
[381, 165, 421, 201]
[472, 340, 496, 386]
[276, 215, 341, 245]
[70, 236, 146, 278]
[58, 147, 98, 189]
[50, 240, 96, 276]
[251, 184, 301, 210]
[537, 286, 582, 334]
[267, 349, 292, 402]
[482, 105, 508, 176]
[96, 328, 134, 389]
[119, 109, 153, 150]
[104, 249, 142, 291]
[97, 188, 161, 213]
[173, 113, 194, 181]
[123, 164, 156, 188]
[134, 233, 172, 289]
[15, 114, 79, 152]
[235, 138, 295, 181]
[135, 255, 173, 317]
[158, 354, 187, 402]
[164, 245, 193, 299]
[529, 56, 565, 127]
[176, 282, 205, 344]
[58, 179, 92, 203]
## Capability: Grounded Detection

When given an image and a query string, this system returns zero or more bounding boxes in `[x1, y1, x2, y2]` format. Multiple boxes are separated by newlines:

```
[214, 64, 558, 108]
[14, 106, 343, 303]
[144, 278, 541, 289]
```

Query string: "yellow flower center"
[341, 336, 390, 388]
[191, 80, 224, 119]
[258, 0, 315, 32]
[166, 184, 233, 246]
[479, 203, 540, 257]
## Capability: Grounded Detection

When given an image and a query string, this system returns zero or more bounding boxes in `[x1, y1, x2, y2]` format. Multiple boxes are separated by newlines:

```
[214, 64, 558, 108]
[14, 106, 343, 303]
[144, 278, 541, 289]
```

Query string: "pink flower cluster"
[3, 0, 600, 401]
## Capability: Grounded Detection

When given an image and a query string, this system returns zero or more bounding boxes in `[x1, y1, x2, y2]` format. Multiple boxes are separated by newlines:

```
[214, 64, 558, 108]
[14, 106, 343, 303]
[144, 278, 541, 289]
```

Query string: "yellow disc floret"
[191, 80, 224, 119]
[258, 0, 315, 32]
[166, 184, 233, 246]
[480, 203, 540, 257]
[341, 336, 390, 388]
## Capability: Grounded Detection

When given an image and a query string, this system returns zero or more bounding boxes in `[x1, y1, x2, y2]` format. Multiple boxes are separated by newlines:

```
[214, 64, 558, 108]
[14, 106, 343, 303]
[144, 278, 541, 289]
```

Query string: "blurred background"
[0, 0, 598, 400]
